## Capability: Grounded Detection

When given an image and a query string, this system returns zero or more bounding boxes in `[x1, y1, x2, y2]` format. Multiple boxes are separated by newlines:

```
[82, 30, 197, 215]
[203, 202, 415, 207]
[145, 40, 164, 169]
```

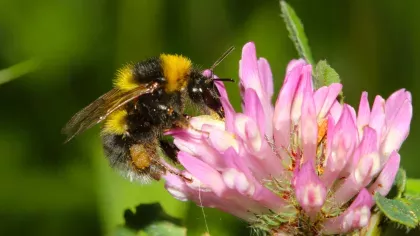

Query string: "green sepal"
[394, 168, 407, 198]
[280, 1, 314, 65]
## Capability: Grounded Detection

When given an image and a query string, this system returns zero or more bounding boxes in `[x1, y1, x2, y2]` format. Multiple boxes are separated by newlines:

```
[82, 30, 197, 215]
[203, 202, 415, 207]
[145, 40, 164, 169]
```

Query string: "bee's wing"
[62, 82, 160, 142]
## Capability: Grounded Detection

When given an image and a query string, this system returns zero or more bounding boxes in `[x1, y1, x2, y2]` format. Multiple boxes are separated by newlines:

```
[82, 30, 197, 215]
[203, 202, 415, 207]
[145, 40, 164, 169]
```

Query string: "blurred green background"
[0, 0, 419, 235]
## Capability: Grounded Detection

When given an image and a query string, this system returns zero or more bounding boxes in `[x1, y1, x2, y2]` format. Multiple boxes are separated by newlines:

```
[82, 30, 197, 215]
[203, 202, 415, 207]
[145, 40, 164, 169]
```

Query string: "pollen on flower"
[317, 119, 328, 144]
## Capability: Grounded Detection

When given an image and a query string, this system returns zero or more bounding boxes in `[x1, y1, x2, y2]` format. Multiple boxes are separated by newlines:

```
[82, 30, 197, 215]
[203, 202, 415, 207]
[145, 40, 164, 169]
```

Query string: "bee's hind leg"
[159, 139, 179, 164]
[155, 140, 192, 183]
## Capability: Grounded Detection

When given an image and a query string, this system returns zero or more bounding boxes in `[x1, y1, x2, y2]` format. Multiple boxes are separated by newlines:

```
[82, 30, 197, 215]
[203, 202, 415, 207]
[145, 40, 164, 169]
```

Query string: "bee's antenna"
[213, 78, 235, 82]
[210, 46, 235, 72]
[208, 46, 235, 79]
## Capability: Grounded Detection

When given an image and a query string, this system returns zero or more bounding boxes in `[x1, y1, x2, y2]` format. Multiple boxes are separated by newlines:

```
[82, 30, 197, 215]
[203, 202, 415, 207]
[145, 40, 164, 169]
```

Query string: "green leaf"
[114, 226, 138, 236]
[314, 60, 341, 89]
[395, 168, 407, 198]
[120, 203, 186, 236]
[143, 222, 186, 236]
[400, 198, 420, 220]
[406, 178, 420, 196]
[280, 1, 314, 65]
[375, 193, 418, 229]
[0, 59, 38, 85]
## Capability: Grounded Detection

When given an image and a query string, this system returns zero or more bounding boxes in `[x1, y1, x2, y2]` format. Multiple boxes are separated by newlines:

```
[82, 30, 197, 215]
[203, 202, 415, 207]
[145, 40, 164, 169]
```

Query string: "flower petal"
[290, 64, 312, 124]
[369, 151, 400, 196]
[239, 42, 260, 96]
[357, 92, 370, 137]
[368, 95, 385, 147]
[322, 105, 357, 188]
[294, 161, 327, 219]
[315, 83, 343, 119]
[300, 76, 317, 164]
[177, 152, 227, 196]
[273, 61, 305, 153]
[242, 88, 265, 135]
[323, 189, 374, 234]
[258, 57, 274, 98]
[381, 94, 412, 160]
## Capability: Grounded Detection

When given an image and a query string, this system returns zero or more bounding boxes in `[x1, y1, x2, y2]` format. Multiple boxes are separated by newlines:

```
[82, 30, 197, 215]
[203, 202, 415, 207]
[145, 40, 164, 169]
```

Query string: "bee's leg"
[152, 158, 193, 183]
[165, 107, 210, 136]
[173, 112, 210, 136]
[159, 139, 179, 163]
[181, 114, 210, 136]
[154, 140, 192, 182]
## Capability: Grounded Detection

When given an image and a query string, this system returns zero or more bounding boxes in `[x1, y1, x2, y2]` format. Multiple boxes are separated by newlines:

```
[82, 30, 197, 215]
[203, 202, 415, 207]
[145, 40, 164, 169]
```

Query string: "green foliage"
[118, 203, 186, 236]
[375, 169, 420, 231]
[395, 168, 408, 198]
[375, 193, 418, 229]
[279, 1, 314, 65]
[280, 1, 343, 101]
[400, 198, 420, 220]
[142, 222, 186, 236]
[314, 60, 342, 95]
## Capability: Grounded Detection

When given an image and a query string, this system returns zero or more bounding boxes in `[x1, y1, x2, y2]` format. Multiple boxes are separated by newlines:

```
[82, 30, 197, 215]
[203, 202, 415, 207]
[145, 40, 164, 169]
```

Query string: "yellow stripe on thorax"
[102, 109, 128, 135]
[160, 54, 192, 93]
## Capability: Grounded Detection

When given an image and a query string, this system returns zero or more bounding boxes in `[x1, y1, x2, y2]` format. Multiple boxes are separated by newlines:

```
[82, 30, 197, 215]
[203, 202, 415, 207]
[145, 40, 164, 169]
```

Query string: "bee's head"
[188, 70, 232, 118]
[187, 46, 235, 118]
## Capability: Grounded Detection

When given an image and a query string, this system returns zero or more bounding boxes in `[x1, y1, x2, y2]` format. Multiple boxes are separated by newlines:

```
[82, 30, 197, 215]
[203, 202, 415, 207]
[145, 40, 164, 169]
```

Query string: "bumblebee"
[62, 47, 234, 183]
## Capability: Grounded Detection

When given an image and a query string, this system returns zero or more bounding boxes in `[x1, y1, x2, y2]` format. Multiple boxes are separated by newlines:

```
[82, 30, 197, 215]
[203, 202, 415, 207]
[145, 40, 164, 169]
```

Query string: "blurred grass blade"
[280, 1, 314, 65]
[0, 59, 39, 85]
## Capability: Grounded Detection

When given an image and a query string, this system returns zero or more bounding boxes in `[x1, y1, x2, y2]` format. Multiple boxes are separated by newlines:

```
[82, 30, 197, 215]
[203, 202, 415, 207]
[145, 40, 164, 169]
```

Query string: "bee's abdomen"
[101, 132, 163, 182]
[102, 133, 131, 168]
